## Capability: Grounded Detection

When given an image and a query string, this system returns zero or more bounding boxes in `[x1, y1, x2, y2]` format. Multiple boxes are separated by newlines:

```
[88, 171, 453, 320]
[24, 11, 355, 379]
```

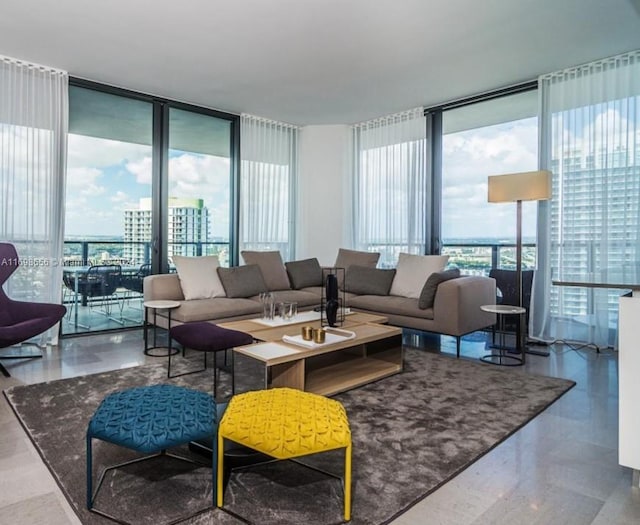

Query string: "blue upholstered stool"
[169, 322, 253, 398]
[86, 384, 219, 523]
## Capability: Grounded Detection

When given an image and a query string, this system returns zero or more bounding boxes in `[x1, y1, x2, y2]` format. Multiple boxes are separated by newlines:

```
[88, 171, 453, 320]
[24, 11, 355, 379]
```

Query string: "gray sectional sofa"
[143, 249, 496, 357]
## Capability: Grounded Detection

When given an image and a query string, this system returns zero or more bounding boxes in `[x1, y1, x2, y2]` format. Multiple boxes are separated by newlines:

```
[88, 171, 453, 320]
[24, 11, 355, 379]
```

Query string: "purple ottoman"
[169, 322, 253, 398]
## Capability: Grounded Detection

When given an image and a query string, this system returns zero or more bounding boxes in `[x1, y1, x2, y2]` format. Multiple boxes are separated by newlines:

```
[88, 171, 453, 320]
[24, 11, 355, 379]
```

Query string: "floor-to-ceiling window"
[62, 82, 238, 335]
[439, 88, 539, 274]
[63, 86, 153, 334]
[167, 108, 232, 266]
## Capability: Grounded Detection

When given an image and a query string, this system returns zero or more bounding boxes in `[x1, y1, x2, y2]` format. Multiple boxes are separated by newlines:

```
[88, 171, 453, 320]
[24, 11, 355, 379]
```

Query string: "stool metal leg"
[86, 435, 93, 509]
[213, 351, 218, 398]
[216, 434, 225, 507]
[344, 443, 352, 522]
[230, 349, 235, 396]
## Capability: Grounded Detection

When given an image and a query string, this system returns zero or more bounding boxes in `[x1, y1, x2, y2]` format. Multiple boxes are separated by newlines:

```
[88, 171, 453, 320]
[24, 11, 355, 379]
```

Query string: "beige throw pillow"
[172, 255, 226, 300]
[389, 253, 449, 299]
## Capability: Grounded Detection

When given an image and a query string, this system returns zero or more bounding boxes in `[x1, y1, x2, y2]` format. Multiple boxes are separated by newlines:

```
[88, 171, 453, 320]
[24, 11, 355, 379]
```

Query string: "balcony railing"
[63, 240, 230, 266]
[360, 242, 537, 274]
[61, 240, 230, 335]
[441, 243, 537, 275]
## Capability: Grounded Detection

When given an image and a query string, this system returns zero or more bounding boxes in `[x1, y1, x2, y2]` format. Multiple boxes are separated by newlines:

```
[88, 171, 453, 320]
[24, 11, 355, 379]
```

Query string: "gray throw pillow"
[334, 248, 381, 288]
[418, 269, 461, 309]
[217, 265, 268, 298]
[344, 265, 397, 296]
[285, 258, 322, 289]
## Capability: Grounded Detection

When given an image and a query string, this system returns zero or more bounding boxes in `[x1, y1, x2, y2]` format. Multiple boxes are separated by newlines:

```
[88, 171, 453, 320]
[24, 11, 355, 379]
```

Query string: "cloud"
[167, 153, 230, 199]
[111, 191, 129, 203]
[66, 167, 106, 197]
[126, 157, 152, 184]
[442, 118, 539, 240]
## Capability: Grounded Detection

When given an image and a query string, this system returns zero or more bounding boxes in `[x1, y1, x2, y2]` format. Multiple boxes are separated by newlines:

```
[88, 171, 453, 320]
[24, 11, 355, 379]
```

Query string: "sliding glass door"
[63, 82, 238, 335]
[64, 86, 154, 334]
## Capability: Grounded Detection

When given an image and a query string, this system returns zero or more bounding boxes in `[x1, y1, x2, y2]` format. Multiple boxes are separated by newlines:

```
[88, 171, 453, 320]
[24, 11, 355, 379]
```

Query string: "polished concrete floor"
[0, 329, 639, 525]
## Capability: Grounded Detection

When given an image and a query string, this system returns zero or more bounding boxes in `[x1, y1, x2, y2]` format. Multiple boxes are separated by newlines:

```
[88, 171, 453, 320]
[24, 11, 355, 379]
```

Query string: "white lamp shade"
[487, 170, 552, 203]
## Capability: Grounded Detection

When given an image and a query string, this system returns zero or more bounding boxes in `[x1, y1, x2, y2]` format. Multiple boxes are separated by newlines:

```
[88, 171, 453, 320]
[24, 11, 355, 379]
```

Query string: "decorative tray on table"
[282, 328, 356, 349]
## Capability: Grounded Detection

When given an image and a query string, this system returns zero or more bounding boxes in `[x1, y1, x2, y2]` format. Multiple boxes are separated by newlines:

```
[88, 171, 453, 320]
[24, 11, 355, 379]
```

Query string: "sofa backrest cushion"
[241, 250, 291, 291]
[334, 248, 380, 288]
[389, 253, 449, 299]
[172, 255, 226, 300]
[217, 265, 268, 298]
[334, 248, 380, 269]
[418, 268, 461, 309]
[285, 258, 323, 289]
[344, 265, 396, 296]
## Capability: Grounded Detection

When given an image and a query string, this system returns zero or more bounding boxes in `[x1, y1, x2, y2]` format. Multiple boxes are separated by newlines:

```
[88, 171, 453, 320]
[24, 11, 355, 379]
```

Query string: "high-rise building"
[549, 138, 640, 320]
[123, 197, 209, 264]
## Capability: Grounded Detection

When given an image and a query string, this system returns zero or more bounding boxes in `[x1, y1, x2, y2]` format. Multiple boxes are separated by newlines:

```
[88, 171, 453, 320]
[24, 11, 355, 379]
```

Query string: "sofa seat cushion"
[349, 294, 434, 320]
[300, 287, 359, 307]
[299, 286, 323, 297]
[249, 290, 321, 308]
[171, 298, 262, 324]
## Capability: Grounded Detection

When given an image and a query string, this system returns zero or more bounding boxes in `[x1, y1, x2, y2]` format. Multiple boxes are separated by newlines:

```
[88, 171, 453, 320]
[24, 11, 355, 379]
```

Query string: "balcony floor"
[61, 294, 144, 335]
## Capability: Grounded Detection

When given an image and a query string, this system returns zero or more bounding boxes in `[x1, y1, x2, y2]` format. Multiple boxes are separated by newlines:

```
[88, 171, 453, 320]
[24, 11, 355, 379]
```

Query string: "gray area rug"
[4, 348, 575, 525]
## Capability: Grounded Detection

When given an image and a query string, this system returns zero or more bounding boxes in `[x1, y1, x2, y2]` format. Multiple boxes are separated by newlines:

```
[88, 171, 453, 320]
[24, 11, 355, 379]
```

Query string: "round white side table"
[480, 304, 525, 366]
[143, 300, 181, 357]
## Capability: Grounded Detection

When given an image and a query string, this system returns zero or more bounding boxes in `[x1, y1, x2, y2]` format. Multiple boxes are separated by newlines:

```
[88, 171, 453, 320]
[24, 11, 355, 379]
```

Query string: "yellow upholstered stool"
[216, 387, 352, 521]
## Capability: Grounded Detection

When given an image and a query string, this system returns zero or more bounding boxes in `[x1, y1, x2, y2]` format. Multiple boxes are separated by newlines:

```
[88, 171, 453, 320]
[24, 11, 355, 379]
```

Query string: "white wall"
[296, 125, 352, 265]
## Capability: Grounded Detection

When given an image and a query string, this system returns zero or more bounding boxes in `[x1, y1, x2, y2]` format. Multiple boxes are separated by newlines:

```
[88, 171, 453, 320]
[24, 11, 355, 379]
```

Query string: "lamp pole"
[516, 199, 524, 360]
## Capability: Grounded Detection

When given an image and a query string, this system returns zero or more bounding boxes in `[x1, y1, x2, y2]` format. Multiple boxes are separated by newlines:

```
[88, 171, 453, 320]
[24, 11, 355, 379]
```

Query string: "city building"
[124, 197, 210, 264]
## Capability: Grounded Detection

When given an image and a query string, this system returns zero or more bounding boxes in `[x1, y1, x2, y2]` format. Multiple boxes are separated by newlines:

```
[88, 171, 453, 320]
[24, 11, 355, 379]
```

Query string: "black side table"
[479, 304, 525, 366]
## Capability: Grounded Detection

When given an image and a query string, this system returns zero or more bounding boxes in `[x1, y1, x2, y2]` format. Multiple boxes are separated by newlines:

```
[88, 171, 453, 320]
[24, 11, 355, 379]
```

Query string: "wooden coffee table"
[220, 313, 403, 396]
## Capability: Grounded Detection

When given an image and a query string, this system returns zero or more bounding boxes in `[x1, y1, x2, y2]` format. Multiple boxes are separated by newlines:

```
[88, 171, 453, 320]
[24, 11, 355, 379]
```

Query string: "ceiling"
[1, 0, 639, 125]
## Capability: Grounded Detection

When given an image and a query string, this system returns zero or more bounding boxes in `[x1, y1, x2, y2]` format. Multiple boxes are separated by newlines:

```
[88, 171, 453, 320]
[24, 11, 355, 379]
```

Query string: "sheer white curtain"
[352, 108, 428, 268]
[0, 55, 68, 344]
[532, 50, 640, 348]
[240, 114, 298, 261]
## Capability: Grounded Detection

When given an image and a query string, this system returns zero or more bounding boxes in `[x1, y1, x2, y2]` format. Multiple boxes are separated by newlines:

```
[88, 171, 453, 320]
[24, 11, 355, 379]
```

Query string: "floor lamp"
[488, 170, 552, 356]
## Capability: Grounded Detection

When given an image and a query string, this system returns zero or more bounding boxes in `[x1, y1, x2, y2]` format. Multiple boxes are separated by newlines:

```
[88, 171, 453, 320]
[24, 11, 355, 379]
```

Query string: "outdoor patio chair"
[488, 268, 534, 342]
[77, 264, 124, 327]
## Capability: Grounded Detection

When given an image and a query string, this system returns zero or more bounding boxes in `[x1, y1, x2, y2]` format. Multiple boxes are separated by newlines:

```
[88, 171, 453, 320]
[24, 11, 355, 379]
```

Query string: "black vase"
[325, 273, 339, 327]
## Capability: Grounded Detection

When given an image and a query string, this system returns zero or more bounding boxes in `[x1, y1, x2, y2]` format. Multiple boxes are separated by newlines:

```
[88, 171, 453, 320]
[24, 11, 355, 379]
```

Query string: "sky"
[65, 134, 230, 239]
[442, 117, 539, 242]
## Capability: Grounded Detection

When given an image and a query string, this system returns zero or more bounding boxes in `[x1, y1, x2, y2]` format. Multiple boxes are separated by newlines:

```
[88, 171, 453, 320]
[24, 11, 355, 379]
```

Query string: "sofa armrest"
[143, 274, 185, 302]
[432, 276, 496, 336]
